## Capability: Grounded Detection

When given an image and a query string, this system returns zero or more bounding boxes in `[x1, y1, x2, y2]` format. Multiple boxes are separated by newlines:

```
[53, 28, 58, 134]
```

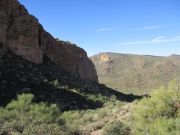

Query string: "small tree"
[103, 121, 130, 135]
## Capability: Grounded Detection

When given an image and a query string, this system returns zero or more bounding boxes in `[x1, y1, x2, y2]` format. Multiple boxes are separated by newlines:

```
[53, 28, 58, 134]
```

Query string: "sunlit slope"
[91, 53, 180, 94]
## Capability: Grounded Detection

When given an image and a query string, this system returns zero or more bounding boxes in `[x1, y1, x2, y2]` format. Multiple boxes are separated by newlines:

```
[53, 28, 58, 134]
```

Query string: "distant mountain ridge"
[91, 52, 180, 94]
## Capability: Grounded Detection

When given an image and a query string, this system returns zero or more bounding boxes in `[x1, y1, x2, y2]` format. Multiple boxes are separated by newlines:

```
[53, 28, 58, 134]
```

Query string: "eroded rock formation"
[0, 0, 97, 81]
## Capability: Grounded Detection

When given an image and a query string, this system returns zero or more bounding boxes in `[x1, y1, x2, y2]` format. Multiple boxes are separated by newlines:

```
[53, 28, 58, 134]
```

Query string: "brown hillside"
[91, 52, 180, 94]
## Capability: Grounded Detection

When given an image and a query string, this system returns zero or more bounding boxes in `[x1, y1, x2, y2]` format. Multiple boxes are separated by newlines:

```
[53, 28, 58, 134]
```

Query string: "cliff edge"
[0, 0, 97, 81]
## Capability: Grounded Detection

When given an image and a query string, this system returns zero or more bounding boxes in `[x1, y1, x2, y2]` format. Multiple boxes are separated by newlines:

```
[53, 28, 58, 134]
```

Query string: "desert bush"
[103, 121, 130, 135]
[0, 93, 76, 135]
[22, 122, 66, 135]
[131, 80, 180, 135]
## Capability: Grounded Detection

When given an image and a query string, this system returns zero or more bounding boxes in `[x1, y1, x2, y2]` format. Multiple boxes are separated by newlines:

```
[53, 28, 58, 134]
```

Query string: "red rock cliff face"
[0, 0, 97, 81]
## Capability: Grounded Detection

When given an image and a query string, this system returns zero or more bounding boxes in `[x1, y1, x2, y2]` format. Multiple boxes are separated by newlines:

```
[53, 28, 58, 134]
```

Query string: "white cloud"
[96, 28, 112, 32]
[129, 25, 161, 31]
[117, 35, 180, 46]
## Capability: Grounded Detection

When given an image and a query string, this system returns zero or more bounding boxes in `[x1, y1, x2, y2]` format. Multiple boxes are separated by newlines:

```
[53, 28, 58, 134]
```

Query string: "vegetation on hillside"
[103, 121, 130, 135]
[0, 52, 141, 134]
[1, 52, 180, 135]
[0, 94, 83, 135]
[130, 81, 180, 135]
[91, 53, 180, 95]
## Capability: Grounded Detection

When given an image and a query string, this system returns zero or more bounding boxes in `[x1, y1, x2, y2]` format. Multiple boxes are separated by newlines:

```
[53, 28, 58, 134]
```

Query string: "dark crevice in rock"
[0, 43, 3, 48]
[7, 14, 14, 39]
[38, 26, 42, 49]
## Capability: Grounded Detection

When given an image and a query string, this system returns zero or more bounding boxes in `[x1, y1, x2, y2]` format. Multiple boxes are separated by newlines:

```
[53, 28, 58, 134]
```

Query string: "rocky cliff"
[0, 0, 97, 81]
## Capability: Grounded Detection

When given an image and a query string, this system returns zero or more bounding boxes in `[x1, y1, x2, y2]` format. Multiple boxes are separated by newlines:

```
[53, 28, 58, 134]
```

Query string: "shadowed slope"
[0, 52, 142, 111]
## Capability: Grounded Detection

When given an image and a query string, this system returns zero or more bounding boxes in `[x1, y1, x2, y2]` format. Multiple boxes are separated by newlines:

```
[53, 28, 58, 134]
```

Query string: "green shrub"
[22, 122, 66, 135]
[103, 121, 130, 135]
[0, 93, 72, 134]
[131, 81, 180, 135]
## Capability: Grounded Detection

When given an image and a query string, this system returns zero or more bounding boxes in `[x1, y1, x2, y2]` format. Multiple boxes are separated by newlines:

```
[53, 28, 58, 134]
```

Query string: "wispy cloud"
[129, 25, 161, 31]
[96, 28, 113, 32]
[96, 25, 160, 32]
[117, 35, 180, 46]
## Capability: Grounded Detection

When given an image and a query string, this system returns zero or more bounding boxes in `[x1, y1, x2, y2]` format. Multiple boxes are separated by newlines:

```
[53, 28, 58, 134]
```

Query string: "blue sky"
[19, 0, 180, 56]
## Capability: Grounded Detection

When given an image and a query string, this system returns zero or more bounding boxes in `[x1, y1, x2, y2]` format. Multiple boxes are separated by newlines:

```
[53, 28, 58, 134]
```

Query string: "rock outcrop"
[0, 0, 97, 81]
[100, 54, 112, 62]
